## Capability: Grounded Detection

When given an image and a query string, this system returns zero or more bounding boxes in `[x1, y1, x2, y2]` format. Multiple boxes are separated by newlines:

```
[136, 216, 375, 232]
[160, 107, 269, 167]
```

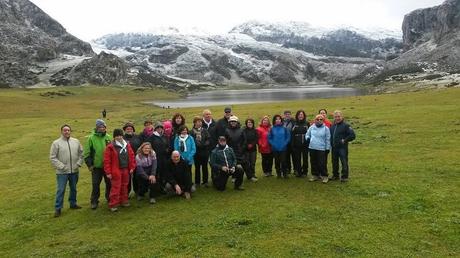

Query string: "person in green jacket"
[84, 119, 112, 209]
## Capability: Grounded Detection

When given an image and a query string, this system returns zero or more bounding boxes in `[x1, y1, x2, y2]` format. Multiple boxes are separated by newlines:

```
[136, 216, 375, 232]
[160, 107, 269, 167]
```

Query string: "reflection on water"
[150, 86, 363, 108]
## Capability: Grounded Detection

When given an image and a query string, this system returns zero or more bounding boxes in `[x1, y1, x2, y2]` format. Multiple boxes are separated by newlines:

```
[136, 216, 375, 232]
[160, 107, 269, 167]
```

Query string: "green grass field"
[0, 86, 459, 257]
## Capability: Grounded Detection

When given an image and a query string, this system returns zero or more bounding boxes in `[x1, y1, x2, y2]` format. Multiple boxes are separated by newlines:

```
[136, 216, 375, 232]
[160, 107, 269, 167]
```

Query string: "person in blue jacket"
[306, 114, 331, 183]
[174, 126, 196, 178]
[268, 114, 291, 178]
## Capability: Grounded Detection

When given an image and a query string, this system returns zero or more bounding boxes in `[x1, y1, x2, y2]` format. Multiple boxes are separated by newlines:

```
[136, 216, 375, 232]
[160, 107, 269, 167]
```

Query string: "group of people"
[49, 106, 355, 217]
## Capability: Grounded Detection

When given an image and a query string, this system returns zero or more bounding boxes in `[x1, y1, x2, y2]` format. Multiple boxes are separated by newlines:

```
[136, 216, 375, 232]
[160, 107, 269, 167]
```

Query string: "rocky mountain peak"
[402, 0, 460, 49]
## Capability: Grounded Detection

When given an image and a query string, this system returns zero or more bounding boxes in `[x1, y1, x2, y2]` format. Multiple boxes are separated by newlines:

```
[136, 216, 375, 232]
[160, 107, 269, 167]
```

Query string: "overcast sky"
[30, 0, 444, 41]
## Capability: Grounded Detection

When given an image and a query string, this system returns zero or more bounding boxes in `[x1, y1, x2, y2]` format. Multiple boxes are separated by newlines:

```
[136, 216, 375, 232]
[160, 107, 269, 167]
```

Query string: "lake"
[150, 85, 364, 108]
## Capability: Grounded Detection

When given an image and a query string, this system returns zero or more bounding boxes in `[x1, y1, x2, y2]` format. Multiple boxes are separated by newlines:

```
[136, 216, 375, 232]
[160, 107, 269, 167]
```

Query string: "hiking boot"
[234, 186, 245, 191]
[70, 204, 82, 209]
[341, 178, 349, 183]
[90, 202, 98, 210]
[54, 209, 61, 218]
[110, 207, 118, 212]
[202, 182, 209, 188]
[329, 176, 340, 181]
[250, 177, 258, 182]
[309, 176, 319, 182]
[191, 184, 197, 192]
[322, 177, 329, 184]
[149, 198, 156, 204]
[184, 192, 191, 199]
[121, 202, 130, 207]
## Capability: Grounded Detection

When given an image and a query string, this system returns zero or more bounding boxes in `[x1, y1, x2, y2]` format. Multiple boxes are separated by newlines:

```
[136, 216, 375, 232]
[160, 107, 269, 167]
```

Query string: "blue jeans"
[55, 173, 79, 209]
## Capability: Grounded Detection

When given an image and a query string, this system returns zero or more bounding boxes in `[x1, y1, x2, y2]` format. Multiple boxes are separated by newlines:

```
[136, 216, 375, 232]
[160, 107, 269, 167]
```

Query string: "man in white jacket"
[50, 125, 83, 217]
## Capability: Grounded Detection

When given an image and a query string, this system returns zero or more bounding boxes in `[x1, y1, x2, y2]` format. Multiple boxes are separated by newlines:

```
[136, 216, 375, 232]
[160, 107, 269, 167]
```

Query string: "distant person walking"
[84, 119, 112, 210]
[104, 129, 136, 212]
[50, 124, 84, 217]
[330, 110, 356, 182]
[102, 109, 107, 119]
[306, 115, 331, 183]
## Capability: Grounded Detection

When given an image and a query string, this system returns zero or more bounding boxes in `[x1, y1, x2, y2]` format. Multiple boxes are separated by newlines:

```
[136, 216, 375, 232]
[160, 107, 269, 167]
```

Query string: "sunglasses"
[316, 119, 323, 121]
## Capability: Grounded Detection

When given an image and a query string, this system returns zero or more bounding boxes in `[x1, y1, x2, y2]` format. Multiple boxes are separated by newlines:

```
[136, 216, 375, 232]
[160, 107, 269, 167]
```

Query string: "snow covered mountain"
[93, 31, 384, 85]
[91, 21, 403, 85]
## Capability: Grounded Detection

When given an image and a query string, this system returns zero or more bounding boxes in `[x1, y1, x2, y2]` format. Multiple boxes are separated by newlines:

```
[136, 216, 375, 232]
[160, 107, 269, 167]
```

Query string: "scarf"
[179, 134, 189, 152]
[114, 139, 127, 154]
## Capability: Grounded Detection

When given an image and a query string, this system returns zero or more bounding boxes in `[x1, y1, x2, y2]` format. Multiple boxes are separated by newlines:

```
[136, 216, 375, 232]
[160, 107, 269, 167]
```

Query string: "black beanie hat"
[113, 128, 124, 137]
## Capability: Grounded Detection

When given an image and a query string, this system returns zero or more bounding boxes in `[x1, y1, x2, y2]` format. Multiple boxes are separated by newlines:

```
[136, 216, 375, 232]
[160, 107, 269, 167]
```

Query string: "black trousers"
[261, 153, 273, 174]
[212, 166, 244, 191]
[272, 151, 287, 176]
[309, 149, 328, 177]
[137, 176, 162, 198]
[194, 151, 209, 185]
[292, 146, 309, 176]
[243, 151, 257, 179]
[332, 147, 349, 179]
[285, 145, 292, 173]
[90, 167, 111, 204]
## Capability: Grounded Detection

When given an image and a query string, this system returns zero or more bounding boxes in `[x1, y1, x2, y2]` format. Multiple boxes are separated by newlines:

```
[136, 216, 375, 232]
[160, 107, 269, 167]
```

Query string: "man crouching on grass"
[210, 136, 244, 191]
[50, 125, 83, 217]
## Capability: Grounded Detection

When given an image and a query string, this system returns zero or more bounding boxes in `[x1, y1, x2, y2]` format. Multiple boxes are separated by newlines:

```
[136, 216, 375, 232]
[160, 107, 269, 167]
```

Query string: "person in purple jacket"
[135, 142, 160, 204]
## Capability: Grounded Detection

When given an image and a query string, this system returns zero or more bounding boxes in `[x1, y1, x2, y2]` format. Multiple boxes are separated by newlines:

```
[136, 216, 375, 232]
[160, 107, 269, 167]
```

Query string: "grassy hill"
[0, 86, 459, 257]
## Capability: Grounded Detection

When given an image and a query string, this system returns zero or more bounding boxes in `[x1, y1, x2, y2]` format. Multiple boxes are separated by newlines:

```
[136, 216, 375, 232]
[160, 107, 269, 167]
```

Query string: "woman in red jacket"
[256, 116, 273, 177]
[104, 128, 136, 212]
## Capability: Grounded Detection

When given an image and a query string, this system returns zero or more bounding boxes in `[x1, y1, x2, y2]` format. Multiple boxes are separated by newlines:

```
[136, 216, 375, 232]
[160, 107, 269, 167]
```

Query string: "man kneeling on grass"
[210, 136, 244, 191]
[164, 151, 193, 199]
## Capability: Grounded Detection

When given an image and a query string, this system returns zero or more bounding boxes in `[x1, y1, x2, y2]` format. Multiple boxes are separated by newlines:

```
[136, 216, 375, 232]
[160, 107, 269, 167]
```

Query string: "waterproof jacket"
[103, 141, 136, 176]
[50, 136, 84, 174]
[190, 127, 211, 154]
[242, 127, 258, 153]
[164, 158, 191, 189]
[84, 130, 112, 169]
[225, 126, 244, 159]
[124, 133, 142, 153]
[174, 135, 196, 165]
[330, 121, 356, 148]
[291, 120, 310, 148]
[147, 133, 170, 159]
[136, 153, 157, 179]
[203, 118, 217, 149]
[306, 124, 331, 151]
[210, 145, 237, 170]
[215, 117, 229, 138]
[268, 124, 291, 152]
[283, 118, 295, 132]
[256, 124, 271, 154]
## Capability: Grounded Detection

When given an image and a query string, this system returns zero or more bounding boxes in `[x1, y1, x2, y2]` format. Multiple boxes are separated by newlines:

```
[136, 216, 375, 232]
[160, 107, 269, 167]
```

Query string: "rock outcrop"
[370, 0, 460, 83]
[0, 0, 94, 87]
